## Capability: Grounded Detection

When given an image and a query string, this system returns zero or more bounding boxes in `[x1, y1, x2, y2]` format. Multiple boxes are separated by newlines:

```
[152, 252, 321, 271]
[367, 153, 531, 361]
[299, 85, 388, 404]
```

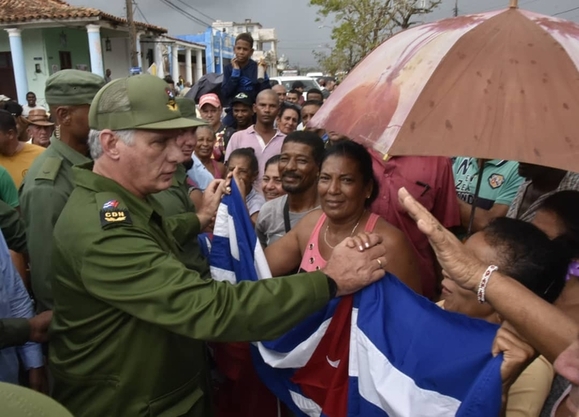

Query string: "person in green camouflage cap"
[19, 69, 106, 315]
[48, 74, 386, 417]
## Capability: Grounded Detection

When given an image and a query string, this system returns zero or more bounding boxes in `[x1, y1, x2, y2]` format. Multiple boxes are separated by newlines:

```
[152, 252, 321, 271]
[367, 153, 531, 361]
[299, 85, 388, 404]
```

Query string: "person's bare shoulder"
[373, 216, 410, 249]
[293, 209, 323, 246]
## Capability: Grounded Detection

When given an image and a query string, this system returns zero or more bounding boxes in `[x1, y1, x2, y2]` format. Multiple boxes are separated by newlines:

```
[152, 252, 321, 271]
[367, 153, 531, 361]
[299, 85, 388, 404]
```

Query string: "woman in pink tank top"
[265, 140, 422, 294]
[195, 125, 226, 179]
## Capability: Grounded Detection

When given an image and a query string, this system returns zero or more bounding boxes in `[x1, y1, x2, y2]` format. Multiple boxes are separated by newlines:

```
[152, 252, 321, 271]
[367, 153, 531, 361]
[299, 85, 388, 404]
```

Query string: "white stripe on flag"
[255, 318, 333, 368]
[212, 207, 240, 261]
[253, 242, 272, 280]
[289, 390, 322, 417]
[350, 308, 461, 416]
[209, 266, 237, 284]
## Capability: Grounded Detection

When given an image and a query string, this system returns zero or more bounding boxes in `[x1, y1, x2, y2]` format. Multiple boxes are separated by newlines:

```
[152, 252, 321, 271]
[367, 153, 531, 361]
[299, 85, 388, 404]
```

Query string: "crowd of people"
[1, 30, 579, 417]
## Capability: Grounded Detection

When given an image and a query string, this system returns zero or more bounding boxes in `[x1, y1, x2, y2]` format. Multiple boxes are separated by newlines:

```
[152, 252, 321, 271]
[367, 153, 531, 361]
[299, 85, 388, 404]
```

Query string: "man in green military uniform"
[19, 70, 106, 313]
[49, 74, 387, 417]
[153, 97, 208, 271]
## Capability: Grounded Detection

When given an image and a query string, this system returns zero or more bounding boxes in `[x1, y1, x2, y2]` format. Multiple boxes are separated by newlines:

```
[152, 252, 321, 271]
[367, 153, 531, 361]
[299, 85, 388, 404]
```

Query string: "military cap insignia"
[488, 173, 505, 189]
[166, 88, 178, 111]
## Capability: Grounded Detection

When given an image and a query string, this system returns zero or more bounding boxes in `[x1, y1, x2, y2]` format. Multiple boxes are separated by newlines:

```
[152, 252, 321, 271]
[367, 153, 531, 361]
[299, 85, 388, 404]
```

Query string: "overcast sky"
[67, 0, 579, 67]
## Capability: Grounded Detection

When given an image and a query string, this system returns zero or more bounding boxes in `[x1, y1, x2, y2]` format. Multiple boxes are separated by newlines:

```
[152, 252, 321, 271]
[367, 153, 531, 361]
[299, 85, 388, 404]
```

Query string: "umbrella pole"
[466, 159, 487, 236]
[509, 0, 518, 8]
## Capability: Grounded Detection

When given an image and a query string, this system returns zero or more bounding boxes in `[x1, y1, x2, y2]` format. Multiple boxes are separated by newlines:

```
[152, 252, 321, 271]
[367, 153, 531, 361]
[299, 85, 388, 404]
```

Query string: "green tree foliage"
[310, 0, 441, 74]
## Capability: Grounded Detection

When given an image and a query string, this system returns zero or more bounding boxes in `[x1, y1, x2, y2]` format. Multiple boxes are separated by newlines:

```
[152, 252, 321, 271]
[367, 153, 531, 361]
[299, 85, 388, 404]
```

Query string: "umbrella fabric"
[311, 8, 579, 172]
[185, 72, 223, 103]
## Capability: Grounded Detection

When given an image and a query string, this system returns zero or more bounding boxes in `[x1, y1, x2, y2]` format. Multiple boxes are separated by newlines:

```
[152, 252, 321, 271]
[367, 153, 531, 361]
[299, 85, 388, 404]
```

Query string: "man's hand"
[323, 233, 387, 297]
[493, 324, 536, 415]
[197, 179, 228, 229]
[29, 310, 52, 343]
[398, 187, 485, 292]
[28, 366, 49, 394]
[232, 57, 240, 70]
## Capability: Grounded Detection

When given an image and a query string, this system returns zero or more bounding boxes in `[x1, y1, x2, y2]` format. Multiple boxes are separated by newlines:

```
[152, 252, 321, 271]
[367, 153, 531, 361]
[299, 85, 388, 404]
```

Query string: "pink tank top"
[299, 213, 380, 272]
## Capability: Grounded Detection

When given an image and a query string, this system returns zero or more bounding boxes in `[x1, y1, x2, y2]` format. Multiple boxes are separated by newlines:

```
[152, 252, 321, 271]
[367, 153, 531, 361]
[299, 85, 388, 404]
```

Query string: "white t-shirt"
[22, 105, 46, 117]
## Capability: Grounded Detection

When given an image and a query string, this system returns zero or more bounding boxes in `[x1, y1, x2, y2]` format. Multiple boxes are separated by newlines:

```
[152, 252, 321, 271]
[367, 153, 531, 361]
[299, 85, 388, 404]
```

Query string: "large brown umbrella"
[311, 1, 579, 172]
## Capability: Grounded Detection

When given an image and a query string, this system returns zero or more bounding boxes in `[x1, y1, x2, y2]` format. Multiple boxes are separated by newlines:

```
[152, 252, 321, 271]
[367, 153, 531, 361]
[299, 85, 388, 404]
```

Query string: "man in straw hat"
[19, 69, 106, 315]
[48, 74, 387, 417]
[25, 108, 54, 148]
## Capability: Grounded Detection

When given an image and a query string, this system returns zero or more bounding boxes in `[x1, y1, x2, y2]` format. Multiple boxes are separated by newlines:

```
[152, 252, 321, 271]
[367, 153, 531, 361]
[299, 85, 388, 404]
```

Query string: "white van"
[269, 76, 322, 99]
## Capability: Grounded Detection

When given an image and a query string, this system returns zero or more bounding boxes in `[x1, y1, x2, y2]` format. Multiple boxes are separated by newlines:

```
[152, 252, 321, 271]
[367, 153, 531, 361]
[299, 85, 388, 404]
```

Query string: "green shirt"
[453, 158, 523, 210]
[19, 137, 90, 312]
[0, 165, 19, 208]
[153, 164, 209, 275]
[49, 163, 330, 417]
[0, 200, 26, 253]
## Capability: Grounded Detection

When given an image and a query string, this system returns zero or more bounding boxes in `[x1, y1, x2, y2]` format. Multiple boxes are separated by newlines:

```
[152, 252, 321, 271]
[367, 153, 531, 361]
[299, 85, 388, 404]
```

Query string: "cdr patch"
[100, 209, 132, 228]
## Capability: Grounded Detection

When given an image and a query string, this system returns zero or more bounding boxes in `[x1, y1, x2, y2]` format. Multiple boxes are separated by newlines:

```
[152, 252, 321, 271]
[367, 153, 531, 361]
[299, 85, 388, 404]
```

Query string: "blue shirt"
[187, 154, 215, 191]
[221, 59, 271, 107]
[0, 229, 43, 383]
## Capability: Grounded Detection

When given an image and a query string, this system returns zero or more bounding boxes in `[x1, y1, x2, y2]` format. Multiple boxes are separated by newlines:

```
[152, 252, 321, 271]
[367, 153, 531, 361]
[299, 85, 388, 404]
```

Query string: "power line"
[172, 0, 216, 22]
[133, 0, 150, 24]
[158, 0, 212, 27]
[553, 6, 579, 16]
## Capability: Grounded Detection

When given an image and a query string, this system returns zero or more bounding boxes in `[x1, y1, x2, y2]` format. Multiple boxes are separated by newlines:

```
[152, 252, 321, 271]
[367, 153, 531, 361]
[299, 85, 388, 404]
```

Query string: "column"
[155, 38, 164, 78]
[195, 49, 203, 81]
[185, 48, 192, 84]
[218, 34, 224, 74]
[171, 43, 179, 82]
[136, 32, 143, 70]
[5, 29, 28, 104]
[86, 24, 104, 77]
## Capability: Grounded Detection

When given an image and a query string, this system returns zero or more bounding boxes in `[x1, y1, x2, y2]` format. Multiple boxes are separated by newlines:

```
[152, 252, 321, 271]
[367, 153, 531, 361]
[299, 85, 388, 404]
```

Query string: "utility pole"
[453, 0, 459, 17]
[126, 0, 139, 68]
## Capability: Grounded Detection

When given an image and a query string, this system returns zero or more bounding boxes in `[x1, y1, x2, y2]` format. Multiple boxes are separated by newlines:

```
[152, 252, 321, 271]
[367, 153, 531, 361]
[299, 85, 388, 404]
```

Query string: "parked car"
[269, 76, 322, 99]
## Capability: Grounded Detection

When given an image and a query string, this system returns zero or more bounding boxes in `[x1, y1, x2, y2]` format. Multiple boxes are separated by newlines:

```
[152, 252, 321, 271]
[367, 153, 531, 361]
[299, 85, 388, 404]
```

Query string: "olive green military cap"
[45, 69, 106, 106]
[0, 382, 74, 417]
[175, 97, 208, 126]
[90, 74, 203, 131]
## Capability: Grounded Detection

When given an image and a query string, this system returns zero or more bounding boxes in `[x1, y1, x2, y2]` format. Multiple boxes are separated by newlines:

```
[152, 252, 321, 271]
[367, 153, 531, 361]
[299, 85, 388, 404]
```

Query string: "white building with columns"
[212, 19, 279, 77]
[0, 0, 206, 105]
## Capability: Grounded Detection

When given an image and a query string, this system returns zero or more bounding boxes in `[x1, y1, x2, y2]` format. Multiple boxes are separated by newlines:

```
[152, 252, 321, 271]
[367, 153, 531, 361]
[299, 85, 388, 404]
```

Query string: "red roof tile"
[0, 0, 167, 33]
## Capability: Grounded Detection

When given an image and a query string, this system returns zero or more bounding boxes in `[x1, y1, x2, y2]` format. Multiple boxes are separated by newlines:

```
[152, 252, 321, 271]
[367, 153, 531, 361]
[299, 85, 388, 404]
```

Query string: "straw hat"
[26, 108, 54, 127]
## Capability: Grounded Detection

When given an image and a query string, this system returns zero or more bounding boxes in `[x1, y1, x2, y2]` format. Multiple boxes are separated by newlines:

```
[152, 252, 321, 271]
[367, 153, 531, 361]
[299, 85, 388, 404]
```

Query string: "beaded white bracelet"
[477, 265, 499, 303]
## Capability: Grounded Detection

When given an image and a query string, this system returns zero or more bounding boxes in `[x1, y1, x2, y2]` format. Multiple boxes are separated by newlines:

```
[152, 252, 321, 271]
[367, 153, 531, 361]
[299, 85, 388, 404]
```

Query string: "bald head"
[257, 89, 279, 103]
[272, 84, 287, 104]
[254, 89, 280, 128]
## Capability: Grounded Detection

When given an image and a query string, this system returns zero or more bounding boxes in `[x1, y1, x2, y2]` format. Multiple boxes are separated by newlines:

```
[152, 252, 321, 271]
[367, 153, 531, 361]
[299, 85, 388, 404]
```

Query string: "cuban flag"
[210, 181, 504, 417]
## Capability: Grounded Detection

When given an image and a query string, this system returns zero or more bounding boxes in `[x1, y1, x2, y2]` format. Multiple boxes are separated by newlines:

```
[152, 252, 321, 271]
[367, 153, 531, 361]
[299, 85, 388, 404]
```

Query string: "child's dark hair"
[482, 217, 569, 303]
[321, 140, 379, 207]
[537, 190, 579, 261]
[235, 33, 254, 48]
[228, 147, 258, 174]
